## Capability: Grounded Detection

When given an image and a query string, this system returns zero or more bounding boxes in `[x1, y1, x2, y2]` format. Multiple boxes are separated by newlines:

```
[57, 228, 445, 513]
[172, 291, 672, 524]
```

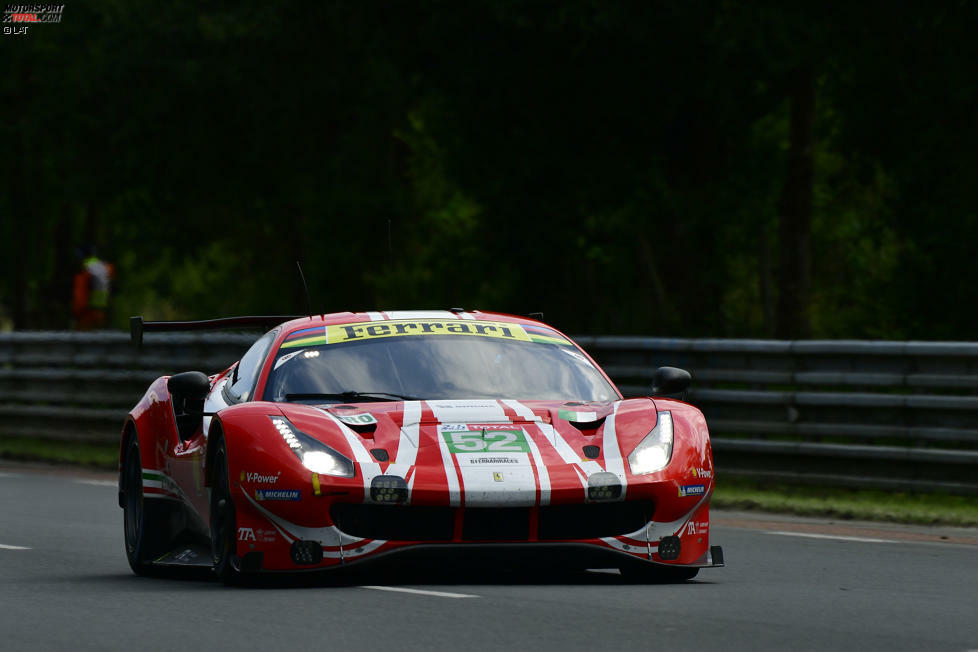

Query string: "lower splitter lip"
[234, 540, 723, 575]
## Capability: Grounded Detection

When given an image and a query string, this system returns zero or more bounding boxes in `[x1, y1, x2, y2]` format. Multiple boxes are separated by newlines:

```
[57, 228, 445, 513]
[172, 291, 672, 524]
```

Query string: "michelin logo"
[678, 484, 706, 497]
[256, 489, 301, 501]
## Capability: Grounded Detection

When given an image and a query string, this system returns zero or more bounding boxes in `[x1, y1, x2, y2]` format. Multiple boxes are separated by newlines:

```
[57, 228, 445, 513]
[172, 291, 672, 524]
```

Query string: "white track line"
[75, 479, 117, 487]
[359, 585, 478, 599]
[768, 531, 897, 544]
[0, 544, 31, 550]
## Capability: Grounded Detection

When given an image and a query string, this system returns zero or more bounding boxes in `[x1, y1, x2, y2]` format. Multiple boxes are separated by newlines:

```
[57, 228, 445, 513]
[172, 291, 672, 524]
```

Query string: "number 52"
[447, 431, 526, 452]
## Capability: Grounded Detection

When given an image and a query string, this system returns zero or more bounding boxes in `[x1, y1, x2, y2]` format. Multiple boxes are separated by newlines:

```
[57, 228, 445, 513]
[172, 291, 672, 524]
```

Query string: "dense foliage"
[2, 1, 976, 338]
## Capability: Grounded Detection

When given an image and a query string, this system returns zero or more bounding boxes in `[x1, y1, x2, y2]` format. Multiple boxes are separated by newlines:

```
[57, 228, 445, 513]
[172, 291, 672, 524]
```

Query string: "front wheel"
[209, 435, 238, 584]
[122, 433, 171, 575]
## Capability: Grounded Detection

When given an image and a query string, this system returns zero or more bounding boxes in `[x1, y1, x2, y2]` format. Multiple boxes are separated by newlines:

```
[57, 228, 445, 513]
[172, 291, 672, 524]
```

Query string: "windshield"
[263, 325, 617, 403]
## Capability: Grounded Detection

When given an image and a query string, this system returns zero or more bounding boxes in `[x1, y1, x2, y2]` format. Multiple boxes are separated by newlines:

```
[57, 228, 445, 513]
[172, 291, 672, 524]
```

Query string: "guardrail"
[0, 331, 254, 442]
[2, 332, 976, 494]
[576, 336, 978, 495]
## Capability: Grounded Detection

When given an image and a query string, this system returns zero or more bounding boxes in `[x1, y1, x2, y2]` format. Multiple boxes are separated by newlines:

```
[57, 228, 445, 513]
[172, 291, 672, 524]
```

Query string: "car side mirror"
[168, 369, 209, 415]
[168, 371, 211, 403]
[650, 366, 691, 397]
[168, 371, 210, 441]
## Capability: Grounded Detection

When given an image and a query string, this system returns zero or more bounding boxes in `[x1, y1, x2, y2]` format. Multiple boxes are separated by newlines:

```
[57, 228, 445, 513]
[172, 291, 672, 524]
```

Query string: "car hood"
[273, 397, 658, 462]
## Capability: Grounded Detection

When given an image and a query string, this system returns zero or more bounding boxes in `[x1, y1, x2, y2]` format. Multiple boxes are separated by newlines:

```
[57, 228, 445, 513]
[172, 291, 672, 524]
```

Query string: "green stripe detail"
[281, 335, 328, 348]
[529, 334, 573, 346]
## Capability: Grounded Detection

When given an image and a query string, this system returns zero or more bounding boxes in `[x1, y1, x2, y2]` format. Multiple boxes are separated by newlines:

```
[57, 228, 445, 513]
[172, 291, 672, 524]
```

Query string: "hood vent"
[557, 401, 611, 435]
[557, 402, 608, 433]
[567, 416, 606, 433]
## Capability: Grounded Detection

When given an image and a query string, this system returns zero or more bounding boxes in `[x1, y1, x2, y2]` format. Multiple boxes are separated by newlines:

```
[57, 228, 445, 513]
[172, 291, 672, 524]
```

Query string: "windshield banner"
[282, 320, 572, 348]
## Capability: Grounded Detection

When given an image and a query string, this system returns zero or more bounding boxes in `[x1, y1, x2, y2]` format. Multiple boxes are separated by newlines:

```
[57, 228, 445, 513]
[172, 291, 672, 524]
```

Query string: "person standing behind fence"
[72, 246, 114, 330]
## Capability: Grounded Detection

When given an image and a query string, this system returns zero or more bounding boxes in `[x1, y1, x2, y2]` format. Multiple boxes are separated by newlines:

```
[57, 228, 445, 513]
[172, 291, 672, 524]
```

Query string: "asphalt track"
[2, 463, 977, 652]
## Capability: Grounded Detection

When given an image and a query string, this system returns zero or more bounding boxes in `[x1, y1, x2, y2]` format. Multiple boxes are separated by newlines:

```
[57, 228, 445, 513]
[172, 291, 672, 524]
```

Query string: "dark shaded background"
[2, 1, 976, 338]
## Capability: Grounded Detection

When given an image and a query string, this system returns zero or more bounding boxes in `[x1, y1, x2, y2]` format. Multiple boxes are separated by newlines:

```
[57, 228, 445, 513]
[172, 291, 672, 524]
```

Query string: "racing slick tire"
[122, 432, 173, 576]
[209, 434, 239, 585]
[618, 563, 699, 583]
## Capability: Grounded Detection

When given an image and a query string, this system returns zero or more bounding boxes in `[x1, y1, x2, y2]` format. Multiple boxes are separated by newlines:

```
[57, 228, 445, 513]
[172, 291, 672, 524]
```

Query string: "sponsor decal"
[281, 319, 536, 349]
[442, 430, 530, 454]
[256, 489, 301, 501]
[467, 456, 522, 465]
[335, 412, 378, 426]
[255, 528, 277, 543]
[493, 472, 504, 482]
[238, 527, 277, 543]
[678, 484, 706, 497]
[174, 549, 197, 562]
[273, 349, 305, 370]
[163, 475, 181, 494]
[238, 527, 256, 541]
[430, 400, 508, 424]
[683, 520, 709, 536]
[686, 520, 709, 535]
[440, 424, 469, 431]
[691, 467, 713, 479]
[240, 471, 281, 484]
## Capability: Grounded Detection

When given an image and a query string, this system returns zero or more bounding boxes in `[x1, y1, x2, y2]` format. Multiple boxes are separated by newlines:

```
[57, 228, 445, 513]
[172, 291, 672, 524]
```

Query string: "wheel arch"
[119, 418, 138, 464]
[118, 419, 138, 508]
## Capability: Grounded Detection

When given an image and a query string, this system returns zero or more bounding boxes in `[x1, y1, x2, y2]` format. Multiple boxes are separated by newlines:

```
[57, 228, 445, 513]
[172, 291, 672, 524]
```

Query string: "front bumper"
[231, 479, 718, 573]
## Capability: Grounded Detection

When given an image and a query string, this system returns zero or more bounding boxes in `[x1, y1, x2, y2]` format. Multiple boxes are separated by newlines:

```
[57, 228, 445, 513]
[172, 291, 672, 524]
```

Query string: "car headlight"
[627, 411, 673, 474]
[300, 450, 352, 476]
[269, 416, 355, 478]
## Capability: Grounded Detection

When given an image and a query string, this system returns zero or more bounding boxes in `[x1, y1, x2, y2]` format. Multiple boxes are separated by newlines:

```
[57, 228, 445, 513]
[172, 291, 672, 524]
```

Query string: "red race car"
[120, 310, 723, 582]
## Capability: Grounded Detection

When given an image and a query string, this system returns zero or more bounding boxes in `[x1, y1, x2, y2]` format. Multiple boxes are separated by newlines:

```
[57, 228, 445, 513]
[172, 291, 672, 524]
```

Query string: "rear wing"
[130, 315, 303, 346]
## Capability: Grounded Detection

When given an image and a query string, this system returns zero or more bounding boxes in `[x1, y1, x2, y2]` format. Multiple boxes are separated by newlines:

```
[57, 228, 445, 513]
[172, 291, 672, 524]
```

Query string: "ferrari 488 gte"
[120, 310, 723, 583]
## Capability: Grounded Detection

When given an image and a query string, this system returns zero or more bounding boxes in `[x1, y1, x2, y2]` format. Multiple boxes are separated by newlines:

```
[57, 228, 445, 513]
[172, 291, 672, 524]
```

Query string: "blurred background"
[2, 1, 976, 338]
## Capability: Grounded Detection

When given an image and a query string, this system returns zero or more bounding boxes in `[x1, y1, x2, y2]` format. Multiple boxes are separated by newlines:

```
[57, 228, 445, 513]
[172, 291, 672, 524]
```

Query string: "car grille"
[330, 501, 653, 542]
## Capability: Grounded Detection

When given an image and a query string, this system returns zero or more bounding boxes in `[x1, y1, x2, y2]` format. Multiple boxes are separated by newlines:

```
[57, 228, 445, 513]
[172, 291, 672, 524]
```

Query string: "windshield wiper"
[283, 391, 420, 403]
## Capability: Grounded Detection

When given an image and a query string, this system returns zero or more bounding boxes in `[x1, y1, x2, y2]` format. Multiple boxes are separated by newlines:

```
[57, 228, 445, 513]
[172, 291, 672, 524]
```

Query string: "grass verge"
[3, 437, 976, 527]
[714, 477, 978, 527]
[0, 436, 118, 470]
